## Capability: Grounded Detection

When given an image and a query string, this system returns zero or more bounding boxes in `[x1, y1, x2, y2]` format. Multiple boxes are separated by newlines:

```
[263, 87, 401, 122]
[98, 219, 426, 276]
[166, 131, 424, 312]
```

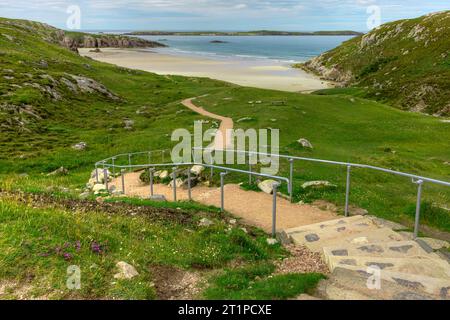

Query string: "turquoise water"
[136, 35, 354, 62]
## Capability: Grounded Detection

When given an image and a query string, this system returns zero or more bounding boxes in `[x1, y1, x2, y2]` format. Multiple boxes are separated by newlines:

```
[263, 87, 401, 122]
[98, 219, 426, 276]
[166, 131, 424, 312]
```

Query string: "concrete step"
[291, 226, 405, 252]
[323, 240, 442, 264]
[284, 215, 366, 234]
[316, 267, 444, 300]
[327, 255, 450, 279]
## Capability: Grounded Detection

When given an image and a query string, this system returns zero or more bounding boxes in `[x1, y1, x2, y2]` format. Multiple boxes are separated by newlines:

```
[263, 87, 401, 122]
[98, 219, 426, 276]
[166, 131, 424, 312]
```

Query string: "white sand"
[79, 48, 331, 92]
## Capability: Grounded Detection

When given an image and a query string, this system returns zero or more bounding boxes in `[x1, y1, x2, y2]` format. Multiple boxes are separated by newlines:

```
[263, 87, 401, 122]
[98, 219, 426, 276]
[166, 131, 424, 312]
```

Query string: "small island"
[210, 40, 228, 44]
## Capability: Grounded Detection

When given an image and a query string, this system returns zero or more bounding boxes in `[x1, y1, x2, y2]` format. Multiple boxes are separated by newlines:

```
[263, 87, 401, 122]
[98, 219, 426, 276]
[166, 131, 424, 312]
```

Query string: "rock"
[168, 178, 184, 188]
[90, 169, 111, 183]
[92, 184, 107, 194]
[114, 261, 139, 280]
[229, 219, 237, 225]
[47, 167, 68, 176]
[159, 170, 169, 179]
[237, 117, 253, 123]
[123, 119, 134, 130]
[298, 138, 313, 149]
[199, 218, 214, 227]
[266, 238, 278, 245]
[351, 237, 369, 245]
[348, 205, 369, 216]
[72, 142, 87, 151]
[257, 179, 278, 194]
[38, 60, 48, 68]
[69, 75, 119, 100]
[302, 180, 337, 189]
[190, 165, 205, 176]
[79, 192, 90, 199]
[149, 195, 167, 202]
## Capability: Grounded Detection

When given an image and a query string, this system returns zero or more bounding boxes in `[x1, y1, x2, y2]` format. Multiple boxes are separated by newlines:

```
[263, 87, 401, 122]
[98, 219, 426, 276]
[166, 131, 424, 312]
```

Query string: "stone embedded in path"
[257, 179, 278, 194]
[305, 233, 320, 242]
[114, 261, 139, 280]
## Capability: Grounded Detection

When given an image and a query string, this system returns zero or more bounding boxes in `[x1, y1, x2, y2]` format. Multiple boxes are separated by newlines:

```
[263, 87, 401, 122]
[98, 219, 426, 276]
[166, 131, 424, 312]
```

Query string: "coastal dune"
[79, 48, 332, 92]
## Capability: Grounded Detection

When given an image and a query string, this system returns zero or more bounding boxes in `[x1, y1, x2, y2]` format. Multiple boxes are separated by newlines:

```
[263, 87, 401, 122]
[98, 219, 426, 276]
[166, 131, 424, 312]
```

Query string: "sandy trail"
[111, 172, 337, 233]
[181, 97, 233, 150]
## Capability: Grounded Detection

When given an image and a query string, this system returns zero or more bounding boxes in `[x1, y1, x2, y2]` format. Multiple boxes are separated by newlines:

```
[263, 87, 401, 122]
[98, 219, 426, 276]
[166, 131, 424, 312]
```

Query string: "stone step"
[284, 215, 367, 235]
[316, 267, 444, 300]
[291, 226, 405, 252]
[323, 240, 442, 264]
[327, 255, 450, 279]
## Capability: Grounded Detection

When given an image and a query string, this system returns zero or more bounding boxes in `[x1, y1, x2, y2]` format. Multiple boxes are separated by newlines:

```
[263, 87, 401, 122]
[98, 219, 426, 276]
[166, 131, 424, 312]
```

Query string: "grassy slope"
[300, 11, 450, 116]
[0, 17, 449, 298]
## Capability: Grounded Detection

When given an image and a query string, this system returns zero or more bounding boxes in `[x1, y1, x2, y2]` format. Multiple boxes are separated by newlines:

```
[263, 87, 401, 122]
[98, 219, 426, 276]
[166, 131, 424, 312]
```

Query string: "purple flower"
[90, 241, 107, 255]
[63, 253, 72, 261]
[75, 241, 81, 251]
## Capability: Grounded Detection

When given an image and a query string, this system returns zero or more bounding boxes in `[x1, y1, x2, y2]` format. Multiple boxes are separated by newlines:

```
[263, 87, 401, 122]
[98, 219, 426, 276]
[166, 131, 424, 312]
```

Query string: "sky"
[0, 0, 448, 31]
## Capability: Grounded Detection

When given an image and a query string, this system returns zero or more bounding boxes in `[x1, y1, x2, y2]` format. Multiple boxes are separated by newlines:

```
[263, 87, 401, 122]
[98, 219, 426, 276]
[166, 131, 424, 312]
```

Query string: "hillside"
[0, 18, 449, 242]
[0, 18, 165, 54]
[300, 11, 450, 116]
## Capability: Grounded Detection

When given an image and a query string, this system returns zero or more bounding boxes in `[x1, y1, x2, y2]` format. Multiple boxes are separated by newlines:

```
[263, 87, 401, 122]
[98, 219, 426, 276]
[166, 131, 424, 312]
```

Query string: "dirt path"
[181, 97, 234, 150]
[110, 172, 337, 233]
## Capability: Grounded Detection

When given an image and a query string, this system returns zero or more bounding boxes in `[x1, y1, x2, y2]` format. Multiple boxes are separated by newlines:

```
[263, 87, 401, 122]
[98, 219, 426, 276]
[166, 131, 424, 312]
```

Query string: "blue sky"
[0, 0, 448, 31]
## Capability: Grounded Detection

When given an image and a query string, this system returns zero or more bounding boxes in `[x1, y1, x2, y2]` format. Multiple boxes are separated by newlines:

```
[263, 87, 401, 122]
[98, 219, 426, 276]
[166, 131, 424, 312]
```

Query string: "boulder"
[123, 119, 134, 130]
[190, 165, 205, 176]
[92, 184, 107, 194]
[266, 238, 278, 245]
[90, 169, 111, 183]
[114, 261, 139, 280]
[298, 138, 313, 149]
[168, 178, 184, 188]
[72, 142, 87, 151]
[257, 179, 278, 194]
[47, 167, 68, 176]
[159, 170, 169, 179]
[302, 181, 336, 189]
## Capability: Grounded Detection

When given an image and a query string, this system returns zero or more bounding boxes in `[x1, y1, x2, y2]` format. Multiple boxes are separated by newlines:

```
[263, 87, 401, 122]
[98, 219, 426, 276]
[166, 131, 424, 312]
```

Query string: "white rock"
[229, 219, 237, 225]
[351, 237, 369, 245]
[159, 170, 169, 179]
[92, 184, 106, 193]
[298, 138, 313, 149]
[266, 238, 278, 245]
[199, 218, 214, 227]
[190, 165, 205, 176]
[90, 169, 111, 183]
[168, 178, 184, 188]
[257, 179, 278, 194]
[114, 261, 139, 280]
[72, 142, 87, 151]
[302, 181, 336, 189]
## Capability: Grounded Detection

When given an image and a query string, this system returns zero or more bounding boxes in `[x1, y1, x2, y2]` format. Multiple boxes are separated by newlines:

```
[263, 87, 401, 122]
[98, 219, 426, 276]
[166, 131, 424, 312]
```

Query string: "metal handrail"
[95, 147, 449, 239]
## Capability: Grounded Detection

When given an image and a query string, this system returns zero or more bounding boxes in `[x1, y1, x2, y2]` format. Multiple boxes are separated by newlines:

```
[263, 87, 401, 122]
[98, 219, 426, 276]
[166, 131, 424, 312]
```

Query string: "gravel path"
[181, 97, 234, 150]
[110, 172, 337, 233]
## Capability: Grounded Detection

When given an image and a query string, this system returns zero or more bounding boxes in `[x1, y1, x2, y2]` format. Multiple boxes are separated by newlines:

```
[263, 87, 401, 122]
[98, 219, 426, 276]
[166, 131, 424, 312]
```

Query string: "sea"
[125, 35, 354, 63]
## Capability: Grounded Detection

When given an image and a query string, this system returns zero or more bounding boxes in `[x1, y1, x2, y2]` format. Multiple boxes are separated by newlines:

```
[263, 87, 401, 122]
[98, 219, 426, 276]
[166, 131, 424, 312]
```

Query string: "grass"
[203, 263, 325, 300]
[0, 197, 312, 300]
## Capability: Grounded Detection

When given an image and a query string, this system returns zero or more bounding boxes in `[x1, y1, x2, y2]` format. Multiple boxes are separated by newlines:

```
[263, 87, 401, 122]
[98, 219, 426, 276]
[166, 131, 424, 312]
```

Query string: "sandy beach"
[79, 48, 332, 92]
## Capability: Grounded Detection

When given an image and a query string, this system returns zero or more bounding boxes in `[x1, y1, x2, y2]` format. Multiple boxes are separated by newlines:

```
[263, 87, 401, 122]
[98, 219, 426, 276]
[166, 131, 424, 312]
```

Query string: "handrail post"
[413, 180, 424, 239]
[289, 158, 294, 203]
[104, 168, 109, 192]
[121, 169, 125, 194]
[128, 154, 132, 172]
[187, 167, 192, 201]
[112, 157, 116, 176]
[95, 165, 99, 183]
[345, 165, 351, 217]
[172, 166, 177, 202]
[149, 167, 154, 197]
[220, 171, 228, 212]
[272, 182, 280, 238]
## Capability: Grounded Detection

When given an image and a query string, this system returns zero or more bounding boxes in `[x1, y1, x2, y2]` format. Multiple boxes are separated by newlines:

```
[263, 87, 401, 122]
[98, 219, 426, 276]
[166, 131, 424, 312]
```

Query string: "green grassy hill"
[0, 17, 449, 299]
[300, 11, 450, 116]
